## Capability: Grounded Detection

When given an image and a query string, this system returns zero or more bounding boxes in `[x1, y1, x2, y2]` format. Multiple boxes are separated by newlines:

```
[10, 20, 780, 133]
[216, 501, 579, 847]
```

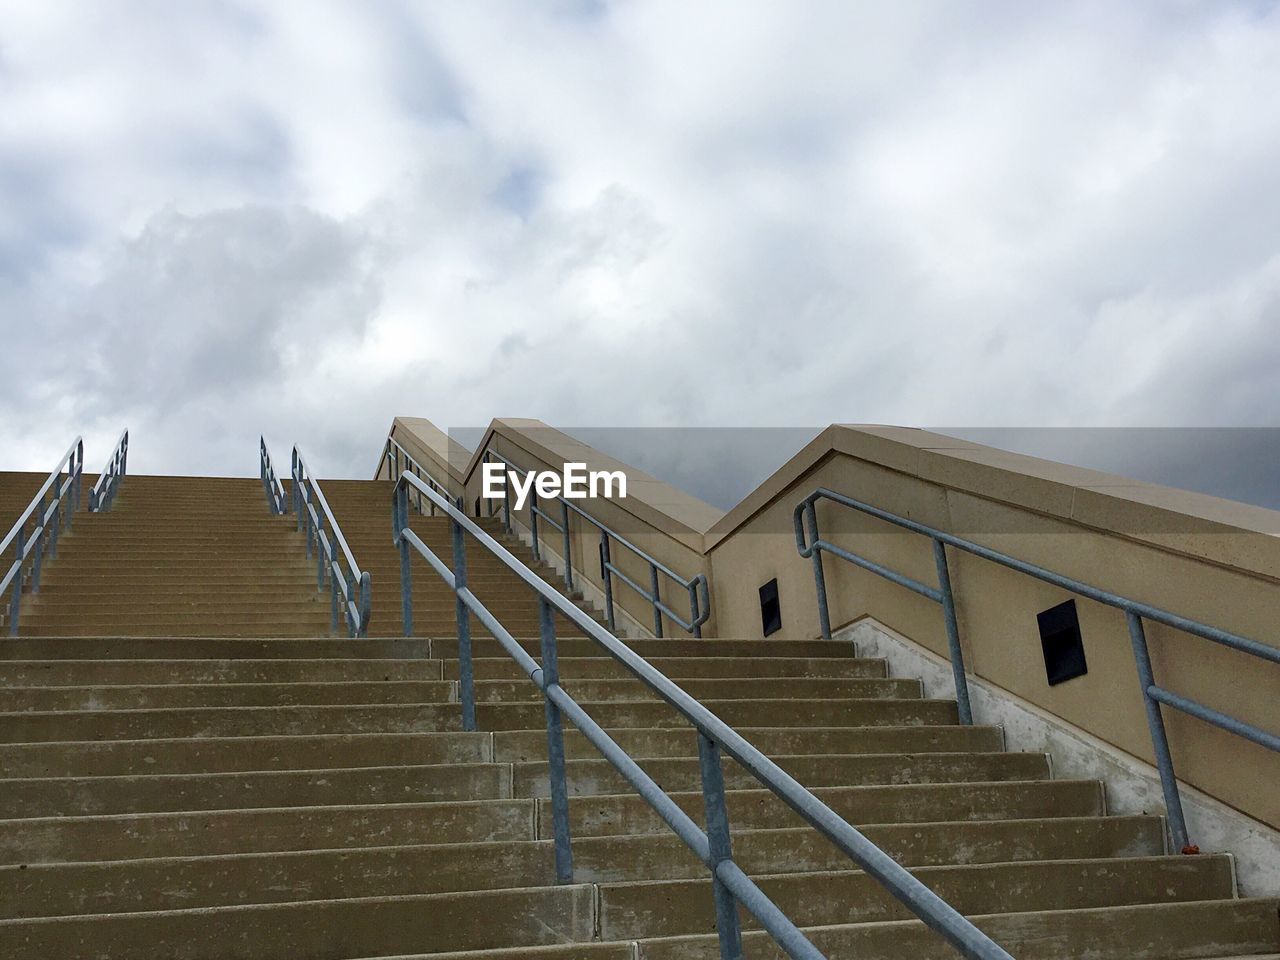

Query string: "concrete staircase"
[0, 473, 1276, 958]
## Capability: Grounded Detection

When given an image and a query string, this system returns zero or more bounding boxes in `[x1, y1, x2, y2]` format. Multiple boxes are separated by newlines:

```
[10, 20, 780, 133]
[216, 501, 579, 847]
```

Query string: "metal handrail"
[481, 447, 711, 638]
[380, 436, 450, 516]
[392, 471, 1013, 960]
[1, 437, 84, 636]
[794, 485, 1280, 853]
[292, 446, 370, 637]
[259, 437, 288, 516]
[89, 429, 128, 511]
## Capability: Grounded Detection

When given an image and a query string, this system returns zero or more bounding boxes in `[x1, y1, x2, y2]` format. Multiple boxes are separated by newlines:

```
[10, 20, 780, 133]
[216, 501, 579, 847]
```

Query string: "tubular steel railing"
[380, 436, 450, 517]
[88, 428, 128, 512]
[392, 470, 1013, 960]
[292, 447, 370, 637]
[1, 437, 84, 636]
[481, 448, 711, 638]
[259, 436, 288, 516]
[794, 485, 1280, 853]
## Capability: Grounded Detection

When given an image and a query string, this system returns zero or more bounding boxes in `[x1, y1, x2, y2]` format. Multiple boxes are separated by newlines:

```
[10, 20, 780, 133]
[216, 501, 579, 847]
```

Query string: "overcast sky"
[2, 2, 1278, 507]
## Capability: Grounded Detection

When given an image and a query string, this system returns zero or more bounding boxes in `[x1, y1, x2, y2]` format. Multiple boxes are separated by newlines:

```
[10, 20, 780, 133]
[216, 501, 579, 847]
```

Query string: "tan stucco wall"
[704, 425, 1280, 830]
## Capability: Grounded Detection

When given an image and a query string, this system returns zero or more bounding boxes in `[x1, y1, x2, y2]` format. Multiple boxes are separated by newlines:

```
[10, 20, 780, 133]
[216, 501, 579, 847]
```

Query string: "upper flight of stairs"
[0, 472, 1275, 958]
[13, 475, 330, 637]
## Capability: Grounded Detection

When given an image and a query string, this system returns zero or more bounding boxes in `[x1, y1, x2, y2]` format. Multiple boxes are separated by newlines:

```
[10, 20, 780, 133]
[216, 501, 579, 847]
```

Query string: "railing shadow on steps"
[1, 436, 84, 637]
[794, 485, 1280, 854]
[292, 446, 371, 638]
[391, 469, 1015, 960]
[258, 436, 288, 516]
[480, 446, 711, 638]
[88, 428, 128, 512]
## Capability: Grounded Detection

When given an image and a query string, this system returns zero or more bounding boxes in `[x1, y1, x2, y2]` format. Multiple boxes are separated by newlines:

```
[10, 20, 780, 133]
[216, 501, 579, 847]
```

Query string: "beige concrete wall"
[375, 417, 471, 500]
[458, 420, 722, 637]
[705, 425, 1280, 830]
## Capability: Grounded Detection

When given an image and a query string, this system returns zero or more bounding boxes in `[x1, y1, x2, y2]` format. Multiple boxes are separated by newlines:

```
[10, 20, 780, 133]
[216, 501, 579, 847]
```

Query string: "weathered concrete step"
[0, 763, 515, 817]
[630, 898, 1280, 960]
[0, 676, 917, 712]
[0, 884, 599, 958]
[518, 752, 1048, 799]
[0, 838, 1199, 925]
[0, 725, 999, 778]
[0, 659, 445, 686]
[496, 724, 1004, 763]
[0, 860, 1240, 958]
[1, 751, 1049, 817]
[20, 623, 354, 639]
[551, 779, 1105, 839]
[0, 731, 489, 777]
[600, 855, 1236, 940]
[433, 638, 860, 659]
[0, 816, 1166, 913]
[0, 638, 430, 659]
[0, 680, 458, 712]
[482, 676, 921, 703]
[461, 656, 887, 681]
[0, 698, 957, 742]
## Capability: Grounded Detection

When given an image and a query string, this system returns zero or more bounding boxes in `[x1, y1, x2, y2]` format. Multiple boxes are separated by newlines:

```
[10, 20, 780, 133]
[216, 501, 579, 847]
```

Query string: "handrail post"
[1126, 611, 1192, 852]
[561, 501, 573, 591]
[292, 451, 302, 529]
[31, 493, 45, 593]
[697, 731, 744, 960]
[8, 526, 24, 636]
[650, 563, 663, 638]
[804, 503, 832, 640]
[452, 515, 477, 732]
[932, 539, 974, 726]
[529, 491, 541, 559]
[396, 483, 414, 637]
[599, 534, 616, 633]
[539, 596, 574, 883]
[502, 475, 512, 533]
[688, 581, 701, 639]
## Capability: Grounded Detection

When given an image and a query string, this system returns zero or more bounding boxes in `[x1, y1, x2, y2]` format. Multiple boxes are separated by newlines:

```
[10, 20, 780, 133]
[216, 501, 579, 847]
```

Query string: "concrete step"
[0, 731, 490, 777]
[431, 638, 861, 659]
[0, 675, 916, 711]
[0, 762, 516, 817]
[0, 782, 1107, 863]
[0, 725, 1001, 777]
[0, 841, 1201, 924]
[0, 697, 959, 742]
[0, 638, 431, 659]
[0, 861, 1247, 958]
[516, 751, 1048, 799]
[551, 779, 1105, 839]
[598, 855, 1237, 940]
[0, 659, 446, 686]
[460, 656, 888, 681]
[629, 898, 1280, 960]
[0, 751, 1048, 817]
[478, 676, 921, 703]
[0, 680, 459, 711]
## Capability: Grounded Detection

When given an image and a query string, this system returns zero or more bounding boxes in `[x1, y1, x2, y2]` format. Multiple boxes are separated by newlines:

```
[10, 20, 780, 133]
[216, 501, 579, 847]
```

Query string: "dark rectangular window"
[1038, 599, 1088, 686]
[759, 578, 782, 636]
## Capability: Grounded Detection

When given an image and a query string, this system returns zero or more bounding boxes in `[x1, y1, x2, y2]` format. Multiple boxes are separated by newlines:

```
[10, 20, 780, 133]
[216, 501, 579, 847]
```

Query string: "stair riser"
[0, 660, 445, 686]
[0, 839, 1188, 920]
[0, 764, 514, 817]
[0, 698, 957, 742]
[0, 726, 1002, 778]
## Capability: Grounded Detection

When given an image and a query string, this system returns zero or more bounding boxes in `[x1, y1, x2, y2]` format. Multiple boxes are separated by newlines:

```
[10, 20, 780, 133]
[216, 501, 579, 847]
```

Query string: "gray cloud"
[0, 0, 1278, 509]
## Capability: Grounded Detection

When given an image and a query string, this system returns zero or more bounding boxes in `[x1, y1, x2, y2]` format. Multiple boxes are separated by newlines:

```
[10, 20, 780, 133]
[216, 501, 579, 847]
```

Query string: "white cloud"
[0, 0, 1278, 483]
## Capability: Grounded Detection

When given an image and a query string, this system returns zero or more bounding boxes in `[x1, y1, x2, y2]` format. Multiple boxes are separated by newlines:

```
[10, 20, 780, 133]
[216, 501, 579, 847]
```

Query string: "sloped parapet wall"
[704, 424, 1280, 842]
